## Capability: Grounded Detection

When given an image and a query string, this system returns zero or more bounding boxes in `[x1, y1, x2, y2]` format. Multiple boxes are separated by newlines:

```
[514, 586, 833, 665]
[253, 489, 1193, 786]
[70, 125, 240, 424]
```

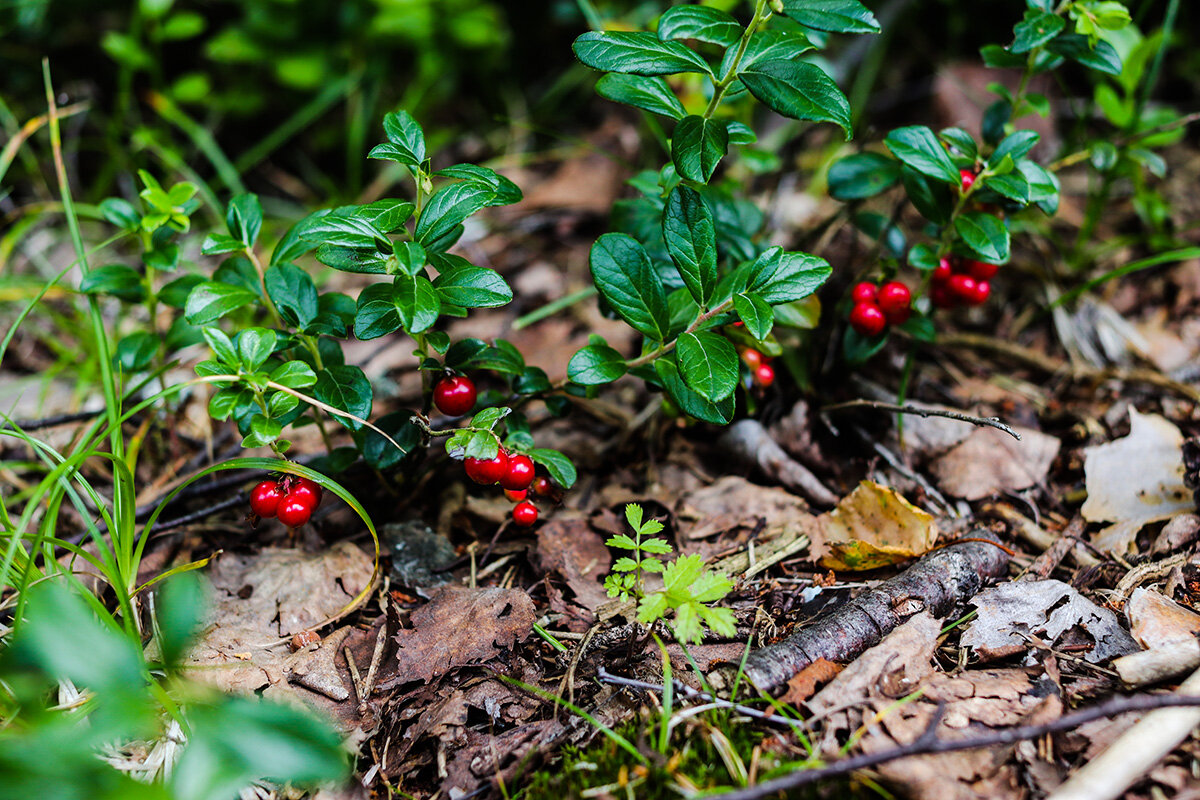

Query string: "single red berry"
[947, 273, 978, 302]
[960, 168, 977, 192]
[877, 282, 911, 314]
[288, 477, 322, 508]
[930, 284, 957, 309]
[501, 454, 536, 491]
[512, 500, 539, 527]
[965, 259, 999, 281]
[966, 280, 991, 306]
[464, 450, 509, 485]
[249, 480, 284, 518]
[851, 282, 878, 304]
[740, 348, 763, 369]
[504, 488, 527, 502]
[276, 493, 314, 527]
[433, 375, 477, 416]
[532, 476, 553, 496]
[755, 363, 775, 388]
[932, 257, 953, 283]
[848, 302, 887, 337]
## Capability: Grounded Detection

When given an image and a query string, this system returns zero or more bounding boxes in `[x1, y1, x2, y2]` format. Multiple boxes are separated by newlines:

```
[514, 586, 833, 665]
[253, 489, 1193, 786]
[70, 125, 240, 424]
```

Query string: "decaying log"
[737, 533, 1010, 691]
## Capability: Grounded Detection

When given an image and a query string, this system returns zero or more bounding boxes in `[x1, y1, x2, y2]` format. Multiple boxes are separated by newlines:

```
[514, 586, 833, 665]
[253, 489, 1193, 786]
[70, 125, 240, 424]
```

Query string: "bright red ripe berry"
[966, 280, 991, 306]
[740, 348, 763, 369]
[848, 302, 887, 337]
[932, 258, 953, 283]
[532, 476, 553, 496]
[965, 259, 999, 281]
[249, 480, 284, 518]
[464, 450, 509, 485]
[512, 500, 539, 527]
[277, 493, 314, 527]
[288, 477, 322, 508]
[851, 282, 878, 304]
[433, 375, 477, 417]
[755, 363, 775, 388]
[504, 488, 527, 502]
[877, 282, 910, 314]
[501, 454, 536, 491]
[930, 284, 957, 309]
[960, 168, 977, 192]
[947, 274, 978, 302]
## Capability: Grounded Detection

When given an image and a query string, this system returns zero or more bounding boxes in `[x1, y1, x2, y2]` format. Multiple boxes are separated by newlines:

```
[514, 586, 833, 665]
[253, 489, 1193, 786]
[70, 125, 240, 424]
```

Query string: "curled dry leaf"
[1126, 587, 1200, 650]
[816, 480, 937, 571]
[929, 425, 1060, 501]
[392, 585, 536, 685]
[1083, 408, 1194, 554]
[961, 579, 1139, 664]
[675, 475, 814, 542]
[535, 514, 611, 616]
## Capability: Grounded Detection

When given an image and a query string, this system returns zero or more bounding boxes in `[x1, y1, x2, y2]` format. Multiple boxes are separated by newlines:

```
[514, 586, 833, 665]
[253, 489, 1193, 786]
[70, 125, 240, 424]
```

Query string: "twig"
[822, 399, 1020, 441]
[0, 409, 102, 433]
[715, 693, 1200, 800]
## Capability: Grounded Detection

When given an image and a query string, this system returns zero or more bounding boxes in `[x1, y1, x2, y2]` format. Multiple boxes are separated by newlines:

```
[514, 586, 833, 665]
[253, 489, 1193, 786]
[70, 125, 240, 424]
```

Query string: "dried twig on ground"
[821, 399, 1021, 440]
[734, 533, 1010, 691]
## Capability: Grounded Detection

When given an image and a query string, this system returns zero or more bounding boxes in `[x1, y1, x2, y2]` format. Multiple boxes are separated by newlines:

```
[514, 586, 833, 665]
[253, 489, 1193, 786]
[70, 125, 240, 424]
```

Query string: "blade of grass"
[1048, 247, 1200, 308]
[145, 90, 246, 195]
[234, 72, 361, 174]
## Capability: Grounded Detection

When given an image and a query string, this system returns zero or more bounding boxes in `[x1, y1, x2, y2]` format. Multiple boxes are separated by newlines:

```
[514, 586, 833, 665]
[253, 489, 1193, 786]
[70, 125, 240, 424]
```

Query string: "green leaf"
[99, 197, 141, 231]
[470, 406, 509, 430]
[464, 429, 500, 460]
[371, 110, 426, 169]
[269, 361, 317, 389]
[314, 365, 373, 431]
[573, 30, 713, 76]
[607, 533, 638, 550]
[596, 73, 686, 120]
[671, 115, 729, 185]
[900, 166, 953, 224]
[655, 356, 734, 425]
[748, 250, 832, 304]
[990, 130, 1040, 167]
[115, 332, 158, 371]
[1046, 33, 1122, 75]
[225, 193, 262, 247]
[236, 327, 276, 371]
[201, 233, 242, 255]
[884, 125, 960, 184]
[159, 274, 204, 309]
[954, 212, 1010, 262]
[354, 283, 402, 340]
[568, 344, 628, 385]
[625, 503, 644, 530]
[354, 410, 421, 470]
[676, 331, 738, 402]
[528, 448, 577, 489]
[80, 264, 145, 302]
[657, 5, 741, 47]
[612, 557, 639, 573]
[201, 327, 237, 367]
[314, 245, 390, 274]
[433, 164, 523, 207]
[1019, 159, 1060, 213]
[728, 31, 815, 72]
[300, 214, 391, 250]
[938, 127, 978, 159]
[981, 171, 1029, 203]
[415, 182, 495, 249]
[780, 0, 880, 34]
[589, 233, 670, 341]
[639, 538, 673, 555]
[1009, 10, 1065, 53]
[733, 292, 773, 339]
[185, 281, 259, 324]
[432, 265, 512, 309]
[392, 273, 441, 333]
[662, 186, 718, 305]
[739, 59, 851, 137]
[827, 152, 900, 200]
[352, 199, 415, 232]
[662, 553, 706, 594]
[265, 263, 318, 330]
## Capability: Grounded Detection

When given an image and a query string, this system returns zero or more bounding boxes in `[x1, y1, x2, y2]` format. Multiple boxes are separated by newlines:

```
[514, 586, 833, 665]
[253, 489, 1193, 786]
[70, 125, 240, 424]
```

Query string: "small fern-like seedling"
[604, 503, 736, 644]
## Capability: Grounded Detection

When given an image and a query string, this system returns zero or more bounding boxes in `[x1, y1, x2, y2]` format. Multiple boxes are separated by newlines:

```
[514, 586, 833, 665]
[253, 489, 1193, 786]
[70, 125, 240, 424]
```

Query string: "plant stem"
[624, 300, 733, 370]
[705, 0, 771, 118]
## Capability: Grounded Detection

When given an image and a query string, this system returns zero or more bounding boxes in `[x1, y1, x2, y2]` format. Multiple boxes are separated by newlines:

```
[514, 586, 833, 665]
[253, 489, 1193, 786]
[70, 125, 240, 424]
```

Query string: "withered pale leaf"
[930, 426, 1060, 501]
[817, 481, 937, 571]
[1126, 587, 1200, 650]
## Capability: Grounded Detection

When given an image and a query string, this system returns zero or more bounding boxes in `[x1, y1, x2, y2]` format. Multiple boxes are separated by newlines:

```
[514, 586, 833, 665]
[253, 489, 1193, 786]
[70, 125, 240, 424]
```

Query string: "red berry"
[966, 280, 991, 306]
[433, 375, 477, 417]
[740, 348, 763, 369]
[851, 282, 878, 304]
[505, 488, 527, 502]
[932, 257, 953, 283]
[532, 476, 553, 496]
[877, 282, 911, 314]
[512, 500, 539, 527]
[277, 493, 314, 527]
[755, 363, 775, 388]
[960, 168, 977, 192]
[848, 302, 887, 337]
[500, 454, 536, 492]
[464, 450, 509, 485]
[288, 477, 322, 508]
[947, 274, 978, 302]
[930, 284, 957, 309]
[965, 259, 999, 281]
[249, 480, 284, 518]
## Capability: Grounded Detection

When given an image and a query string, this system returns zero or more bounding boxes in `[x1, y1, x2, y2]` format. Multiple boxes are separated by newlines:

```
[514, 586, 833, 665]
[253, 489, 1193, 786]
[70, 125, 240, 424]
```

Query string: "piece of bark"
[736, 532, 1010, 691]
[1113, 639, 1200, 688]
[719, 419, 839, 506]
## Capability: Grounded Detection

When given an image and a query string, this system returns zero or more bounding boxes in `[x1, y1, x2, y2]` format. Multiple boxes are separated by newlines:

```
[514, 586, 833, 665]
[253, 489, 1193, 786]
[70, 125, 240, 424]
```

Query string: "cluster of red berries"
[929, 256, 996, 309]
[848, 281, 911, 337]
[249, 475, 323, 528]
[462, 447, 555, 526]
[739, 347, 775, 388]
[433, 374, 477, 417]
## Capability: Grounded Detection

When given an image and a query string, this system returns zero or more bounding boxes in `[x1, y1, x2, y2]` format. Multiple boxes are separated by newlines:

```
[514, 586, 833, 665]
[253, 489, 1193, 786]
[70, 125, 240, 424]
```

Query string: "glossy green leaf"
[115, 332, 158, 371]
[235, 327, 276, 371]
[573, 30, 713, 76]
[354, 410, 421, 470]
[827, 152, 900, 200]
[371, 110, 426, 169]
[671, 115, 729, 184]
[738, 59, 851, 137]
[314, 365, 372, 431]
[728, 31, 814, 72]
[80, 264, 145, 302]
[990, 130, 1040, 166]
[780, 0, 880, 33]
[899, 166, 953, 224]
[184, 280, 259, 324]
[353, 283, 402, 340]
[733, 292, 773, 339]
[528, 448, 578, 489]
[748, 250, 832, 304]
[657, 5, 741, 47]
[1009, 10, 1065, 53]
[225, 193, 262, 247]
[432, 265, 512, 308]
[596, 74, 686, 120]
[654, 356, 733, 424]
[299, 214, 391, 250]
[589, 233, 670, 341]
[433, 164, 523, 207]
[884, 125, 960, 184]
[394, 273, 441, 333]
[314, 245, 390, 274]
[269, 361, 317, 389]
[568, 344, 628, 385]
[676, 331, 738, 402]
[1046, 33, 1122, 75]
[954, 212, 1010, 262]
[663, 186, 718, 305]
[264, 263, 318, 330]
[414, 182, 495, 248]
[938, 127, 978, 159]
[351, 199, 415, 233]
[981, 171, 1029, 203]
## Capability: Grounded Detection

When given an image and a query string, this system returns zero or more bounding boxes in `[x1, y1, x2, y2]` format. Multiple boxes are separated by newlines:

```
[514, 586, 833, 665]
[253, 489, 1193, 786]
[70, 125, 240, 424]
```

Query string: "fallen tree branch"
[734, 533, 1010, 691]
[715, 693, 1200, 800]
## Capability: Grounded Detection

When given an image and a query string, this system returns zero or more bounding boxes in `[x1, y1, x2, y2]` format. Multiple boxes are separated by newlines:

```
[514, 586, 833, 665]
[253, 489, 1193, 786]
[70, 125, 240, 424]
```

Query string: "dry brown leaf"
[1126, 587, 1200, 649]
[779, 658, 843, 705]
[392, 585, 535, 685]
[535, 514, 611, 616]
[1083, 409, 1194, 554]
[930, 425, 1060, 500]
[816, 481, 937, 571]
[961, 579, 1139, 663]
[676, 475, 815, 541]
